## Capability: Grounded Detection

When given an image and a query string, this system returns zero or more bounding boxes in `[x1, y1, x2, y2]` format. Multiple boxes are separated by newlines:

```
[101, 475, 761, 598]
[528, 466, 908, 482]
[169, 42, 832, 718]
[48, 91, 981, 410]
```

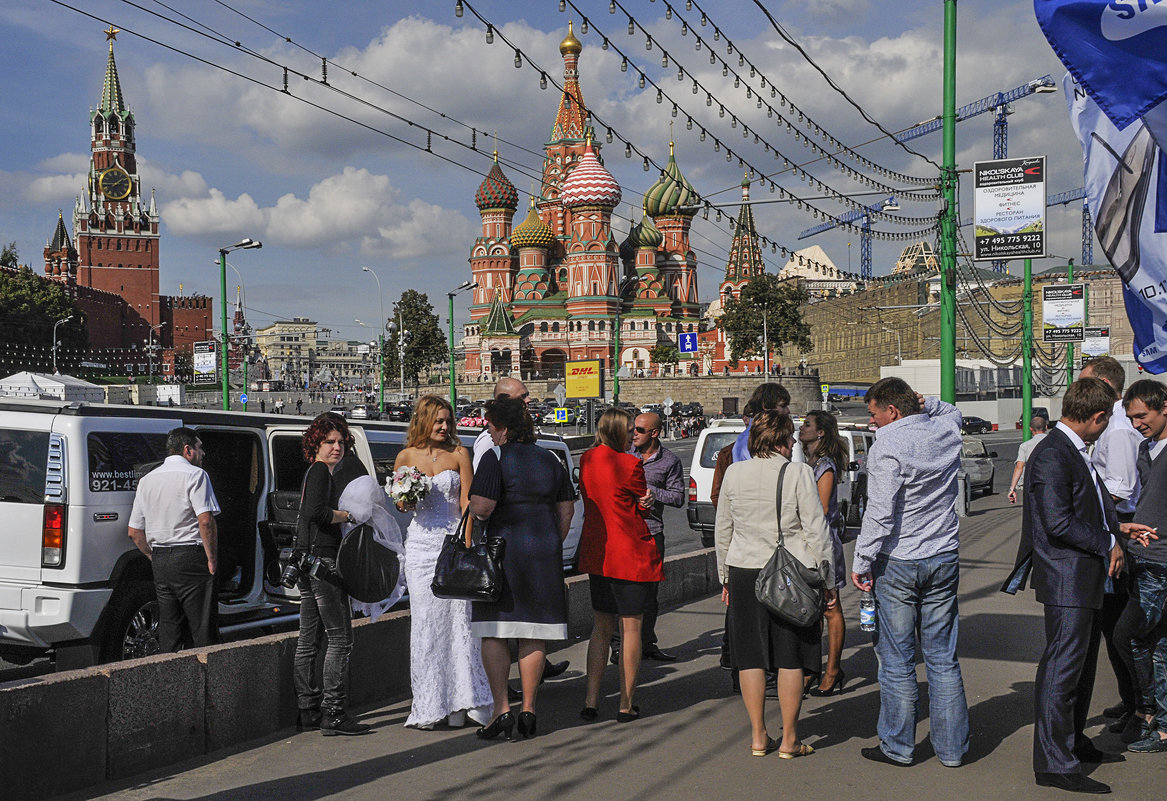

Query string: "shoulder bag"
[755, 462, 827, 628]
[431, 507, 507, 602]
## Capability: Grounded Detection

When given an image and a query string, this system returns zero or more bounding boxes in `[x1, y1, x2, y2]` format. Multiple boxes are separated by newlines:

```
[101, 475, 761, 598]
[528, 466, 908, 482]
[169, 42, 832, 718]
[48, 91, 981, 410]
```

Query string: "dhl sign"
[564, 358, 604, 399]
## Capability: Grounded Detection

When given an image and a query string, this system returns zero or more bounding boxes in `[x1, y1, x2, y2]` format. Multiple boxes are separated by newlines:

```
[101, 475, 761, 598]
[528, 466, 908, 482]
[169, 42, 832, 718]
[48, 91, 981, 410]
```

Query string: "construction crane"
[897, 75, 1058, 158]
[797, 197, 899, 279]
[959, 187, 1093, 266]
[798, 77, 1059, 277]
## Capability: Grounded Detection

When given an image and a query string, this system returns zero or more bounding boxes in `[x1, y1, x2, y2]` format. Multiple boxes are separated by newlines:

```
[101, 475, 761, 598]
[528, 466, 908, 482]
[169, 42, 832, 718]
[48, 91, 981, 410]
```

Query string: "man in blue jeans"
[851, 377, 969, 768]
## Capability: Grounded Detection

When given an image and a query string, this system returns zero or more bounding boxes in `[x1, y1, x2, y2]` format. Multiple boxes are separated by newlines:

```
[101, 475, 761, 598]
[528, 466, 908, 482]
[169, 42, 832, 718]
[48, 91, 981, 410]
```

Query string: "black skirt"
[589, 574, 654, 616]
[727, 566, 821, 673]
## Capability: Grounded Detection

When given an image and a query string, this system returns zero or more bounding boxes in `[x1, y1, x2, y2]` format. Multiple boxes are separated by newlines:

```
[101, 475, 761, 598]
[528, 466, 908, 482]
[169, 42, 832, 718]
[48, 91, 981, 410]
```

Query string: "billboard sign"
[193, 341, 217, 385]
[1081, 326, 1111, 363]
[973, 156, 1046, 260]
[564, 359, 604, 399]
[1042, 284, 1086, 342]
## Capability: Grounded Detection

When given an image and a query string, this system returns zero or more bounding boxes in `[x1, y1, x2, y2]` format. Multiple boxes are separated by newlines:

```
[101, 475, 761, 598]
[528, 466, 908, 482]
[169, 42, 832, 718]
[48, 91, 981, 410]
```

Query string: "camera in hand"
[278, 547, 336, 589]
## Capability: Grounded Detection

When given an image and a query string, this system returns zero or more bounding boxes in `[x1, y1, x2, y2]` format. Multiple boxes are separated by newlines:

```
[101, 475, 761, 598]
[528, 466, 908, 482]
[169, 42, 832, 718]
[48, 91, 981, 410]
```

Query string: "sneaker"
[1128, 731, 1167, 753]
[321, 715, 372, 736]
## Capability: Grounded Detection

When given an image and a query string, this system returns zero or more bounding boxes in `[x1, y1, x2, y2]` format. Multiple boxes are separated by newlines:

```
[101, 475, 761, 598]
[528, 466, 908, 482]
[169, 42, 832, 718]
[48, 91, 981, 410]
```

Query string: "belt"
[152, 542, 203, 549]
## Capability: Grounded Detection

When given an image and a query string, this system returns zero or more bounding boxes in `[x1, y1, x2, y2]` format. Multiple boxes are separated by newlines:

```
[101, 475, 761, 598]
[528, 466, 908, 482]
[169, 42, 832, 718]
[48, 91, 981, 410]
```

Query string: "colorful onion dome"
[631, 215, 663, 249]
[560, 21, 582, 55]
[475, 152, 518, 212]
[561, 136, 621, 209]
[511, 199, 555, 250]
[643, 141, 699, 218]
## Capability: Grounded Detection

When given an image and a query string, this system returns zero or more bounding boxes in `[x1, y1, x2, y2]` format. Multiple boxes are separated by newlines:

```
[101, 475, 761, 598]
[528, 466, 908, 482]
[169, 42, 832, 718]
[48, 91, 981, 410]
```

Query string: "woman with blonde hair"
[716, 410, 833, 758]
[578, 408, 658, 723]
[393, 395, 493, 729]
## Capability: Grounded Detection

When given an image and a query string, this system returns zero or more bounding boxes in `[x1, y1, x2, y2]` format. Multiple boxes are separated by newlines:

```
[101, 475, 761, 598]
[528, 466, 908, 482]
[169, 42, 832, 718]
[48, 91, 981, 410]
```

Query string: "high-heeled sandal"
[476, 712, 514, 741]
[580, 707, 599, 721]
[516, 711, 537, 738]
[808, 669, 847, 697]
[616, 705, 640, 723]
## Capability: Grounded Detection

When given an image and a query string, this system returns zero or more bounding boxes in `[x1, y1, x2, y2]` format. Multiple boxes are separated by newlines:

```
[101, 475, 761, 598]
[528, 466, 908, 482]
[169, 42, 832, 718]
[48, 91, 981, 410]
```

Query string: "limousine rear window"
[0, 429, 51, 503]
[87, 432, 167, 492]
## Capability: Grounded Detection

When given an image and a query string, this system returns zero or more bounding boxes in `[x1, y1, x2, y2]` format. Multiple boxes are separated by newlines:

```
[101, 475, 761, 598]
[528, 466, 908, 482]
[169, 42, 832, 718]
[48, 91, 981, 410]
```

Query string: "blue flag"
[1035, 1, 1167, 130]
[1065, 73, 1167, 373]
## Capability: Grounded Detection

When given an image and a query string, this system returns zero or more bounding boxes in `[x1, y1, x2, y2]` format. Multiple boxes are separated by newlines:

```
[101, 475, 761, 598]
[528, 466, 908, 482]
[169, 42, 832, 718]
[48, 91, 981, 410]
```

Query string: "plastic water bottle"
[859, 591, 876, 632]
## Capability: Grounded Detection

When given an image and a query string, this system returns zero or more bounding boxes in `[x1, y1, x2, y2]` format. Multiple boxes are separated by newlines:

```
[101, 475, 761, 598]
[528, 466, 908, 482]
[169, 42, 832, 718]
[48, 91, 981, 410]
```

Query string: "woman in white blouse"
[715, 410, 834, 759]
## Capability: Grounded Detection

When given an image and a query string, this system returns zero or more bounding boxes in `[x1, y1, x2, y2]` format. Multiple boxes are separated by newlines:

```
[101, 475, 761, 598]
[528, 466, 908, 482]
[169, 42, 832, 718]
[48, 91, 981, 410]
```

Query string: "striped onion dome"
[630, 216, 663, 249]
[511, 200, 555, 250]
[560, 138, 622, 209]
[475, 152, 518, 212]
[643, 141, 699, 218]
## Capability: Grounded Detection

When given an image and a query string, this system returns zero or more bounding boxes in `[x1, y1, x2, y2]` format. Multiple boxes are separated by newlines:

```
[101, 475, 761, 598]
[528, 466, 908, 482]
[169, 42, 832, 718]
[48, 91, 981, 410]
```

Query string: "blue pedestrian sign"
[555, 407, 568, 423]
[678, 332, 698, 354]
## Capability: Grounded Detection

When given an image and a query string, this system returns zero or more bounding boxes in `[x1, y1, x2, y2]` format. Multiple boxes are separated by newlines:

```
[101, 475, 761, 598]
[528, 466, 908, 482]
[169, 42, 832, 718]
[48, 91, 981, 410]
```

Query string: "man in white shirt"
[128, 427, 221, 652]
[1008, 416, 1048, 504]
[1080, 356, 1142, 728]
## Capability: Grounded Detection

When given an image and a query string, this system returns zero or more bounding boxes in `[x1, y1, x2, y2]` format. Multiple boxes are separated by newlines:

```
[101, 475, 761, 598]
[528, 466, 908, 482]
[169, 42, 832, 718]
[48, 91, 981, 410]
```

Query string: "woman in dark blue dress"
[468, 397, 575, 740]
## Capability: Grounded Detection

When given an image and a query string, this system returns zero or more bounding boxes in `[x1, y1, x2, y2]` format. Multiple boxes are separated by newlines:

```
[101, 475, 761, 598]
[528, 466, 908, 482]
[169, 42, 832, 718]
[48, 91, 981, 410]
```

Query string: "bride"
[393, 395, 493, 729]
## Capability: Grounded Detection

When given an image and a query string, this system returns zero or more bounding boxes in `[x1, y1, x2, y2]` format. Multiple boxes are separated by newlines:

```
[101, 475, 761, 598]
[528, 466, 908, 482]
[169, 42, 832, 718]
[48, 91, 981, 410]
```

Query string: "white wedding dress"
[402, 469, 493, 728]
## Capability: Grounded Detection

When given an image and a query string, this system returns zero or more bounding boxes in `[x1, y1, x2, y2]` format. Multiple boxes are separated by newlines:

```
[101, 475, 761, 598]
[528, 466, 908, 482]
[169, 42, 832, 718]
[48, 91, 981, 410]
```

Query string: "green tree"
[650, 343, 680, 369]
[384, 289, 447, 387]
[0, 245, 87, 357]
[717, 274, 810, 365]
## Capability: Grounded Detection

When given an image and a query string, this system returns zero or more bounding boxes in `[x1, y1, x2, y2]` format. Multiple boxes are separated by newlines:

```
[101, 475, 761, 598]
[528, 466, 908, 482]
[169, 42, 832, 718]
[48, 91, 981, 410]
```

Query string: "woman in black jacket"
[292, 413, 369, 736]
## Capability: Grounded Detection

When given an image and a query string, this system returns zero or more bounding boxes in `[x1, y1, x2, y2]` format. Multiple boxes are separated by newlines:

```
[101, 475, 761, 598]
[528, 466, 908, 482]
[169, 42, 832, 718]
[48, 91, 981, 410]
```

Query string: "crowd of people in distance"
[126, 358, 1167, 794]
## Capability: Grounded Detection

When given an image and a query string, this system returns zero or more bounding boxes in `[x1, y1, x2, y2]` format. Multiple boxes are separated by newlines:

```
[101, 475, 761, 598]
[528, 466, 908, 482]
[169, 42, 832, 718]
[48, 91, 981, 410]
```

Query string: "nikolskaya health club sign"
[973, 156, 1046, 260]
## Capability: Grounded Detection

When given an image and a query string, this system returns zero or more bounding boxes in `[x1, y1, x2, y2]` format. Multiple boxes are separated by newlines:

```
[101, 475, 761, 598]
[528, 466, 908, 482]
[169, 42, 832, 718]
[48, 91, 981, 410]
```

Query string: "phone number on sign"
[90, 477, 140, 492]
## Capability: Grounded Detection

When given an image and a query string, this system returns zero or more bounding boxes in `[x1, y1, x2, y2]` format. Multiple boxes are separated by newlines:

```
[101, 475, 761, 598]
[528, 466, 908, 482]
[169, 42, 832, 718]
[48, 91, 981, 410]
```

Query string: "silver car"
[960, 436, 997, 496]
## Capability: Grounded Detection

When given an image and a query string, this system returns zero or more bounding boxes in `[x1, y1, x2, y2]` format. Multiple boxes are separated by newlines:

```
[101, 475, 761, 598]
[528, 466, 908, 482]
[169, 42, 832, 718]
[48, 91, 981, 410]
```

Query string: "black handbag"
[431, 507, 506, 602]
[336, 523, 401, 603]
[755, 462, 827, 628]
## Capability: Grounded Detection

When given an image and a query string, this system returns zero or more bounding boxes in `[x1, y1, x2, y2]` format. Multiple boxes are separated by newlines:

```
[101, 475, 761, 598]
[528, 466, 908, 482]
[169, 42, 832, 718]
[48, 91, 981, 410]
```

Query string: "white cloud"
[162, 188, 265, 235]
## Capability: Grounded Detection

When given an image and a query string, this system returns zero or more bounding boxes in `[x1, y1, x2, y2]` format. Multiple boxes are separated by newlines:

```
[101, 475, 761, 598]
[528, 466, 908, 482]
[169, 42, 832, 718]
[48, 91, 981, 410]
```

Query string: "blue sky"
[0, 0, 1088, 342]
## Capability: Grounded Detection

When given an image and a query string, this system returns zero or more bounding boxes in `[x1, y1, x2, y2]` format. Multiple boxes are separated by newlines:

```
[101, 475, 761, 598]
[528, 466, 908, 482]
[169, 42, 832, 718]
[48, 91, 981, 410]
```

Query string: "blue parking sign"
[678, 332, 698, 353]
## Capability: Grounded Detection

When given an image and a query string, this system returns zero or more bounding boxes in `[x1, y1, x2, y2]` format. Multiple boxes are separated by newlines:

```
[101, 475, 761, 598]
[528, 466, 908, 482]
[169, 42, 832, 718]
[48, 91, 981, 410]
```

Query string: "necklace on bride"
[427, 446, 440, 463]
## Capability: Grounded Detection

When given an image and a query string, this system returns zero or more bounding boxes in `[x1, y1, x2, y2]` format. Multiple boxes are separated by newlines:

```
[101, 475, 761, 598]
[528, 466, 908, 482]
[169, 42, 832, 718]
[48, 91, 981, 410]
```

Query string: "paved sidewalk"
[69, 493, 1167, 800]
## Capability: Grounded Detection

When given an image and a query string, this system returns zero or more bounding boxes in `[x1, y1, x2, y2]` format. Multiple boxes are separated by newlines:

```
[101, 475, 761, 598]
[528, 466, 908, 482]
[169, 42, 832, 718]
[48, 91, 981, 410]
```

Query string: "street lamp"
[447, 280, 476, 411]
[217, 238, 261, 410]
[146, 322, 167, 384]
[52, 315, 73, 374]
[388, 316, 408, 398]
[361, 266, 386, 415]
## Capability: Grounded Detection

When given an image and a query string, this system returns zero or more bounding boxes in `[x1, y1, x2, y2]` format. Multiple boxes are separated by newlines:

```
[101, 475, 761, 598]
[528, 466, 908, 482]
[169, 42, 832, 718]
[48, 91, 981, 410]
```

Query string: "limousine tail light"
[688, 477, 697, 503]
[42, 503, 67, 567]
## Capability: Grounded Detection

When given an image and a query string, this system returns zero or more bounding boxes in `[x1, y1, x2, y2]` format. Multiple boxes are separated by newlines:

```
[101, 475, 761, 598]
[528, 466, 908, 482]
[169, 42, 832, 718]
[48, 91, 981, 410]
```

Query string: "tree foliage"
[717, 274, 811, 364]
[0, 244, 87, 351]
[383, 289, 448, 387]
[650, 343, 680, 366]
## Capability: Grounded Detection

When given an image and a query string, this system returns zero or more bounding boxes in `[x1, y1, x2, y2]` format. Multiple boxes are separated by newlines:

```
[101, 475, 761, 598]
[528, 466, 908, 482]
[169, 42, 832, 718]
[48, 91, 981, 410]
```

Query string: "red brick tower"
[72, 28, 161, 346]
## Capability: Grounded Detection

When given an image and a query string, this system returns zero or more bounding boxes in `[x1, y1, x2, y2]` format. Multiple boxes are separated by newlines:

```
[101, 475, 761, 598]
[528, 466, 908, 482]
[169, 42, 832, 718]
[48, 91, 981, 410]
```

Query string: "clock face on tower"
[99, 167, 132, 201]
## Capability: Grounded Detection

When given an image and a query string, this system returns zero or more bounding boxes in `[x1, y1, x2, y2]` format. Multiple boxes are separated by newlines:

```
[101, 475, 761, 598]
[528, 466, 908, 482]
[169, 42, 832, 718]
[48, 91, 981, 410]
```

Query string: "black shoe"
[616, 705, 640, 723]
[296, 709, 321, 731]
[1073, 742, 1125, 764]
[1128, 731, 1167, 752]
[516, 711, 537, 739]
[543, 659, 569, 680]
[643, 646, 677, 662]
[580, 706, 598, 722]
[1102, 702, 1130, 719]
[610, 648, 620, 665]
[1034, 772, 1111, 794]
[1107, 710, 1134, 734]
[808, 669, 848, 697]
[476, 711, 515, 741]
[321, 715, 372, 736]
[1121, 714, 1153, 745]
[861, 746, 911, 767]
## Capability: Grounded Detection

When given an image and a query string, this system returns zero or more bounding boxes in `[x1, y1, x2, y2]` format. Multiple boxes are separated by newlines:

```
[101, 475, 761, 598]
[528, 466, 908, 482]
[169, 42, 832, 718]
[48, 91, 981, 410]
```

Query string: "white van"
[0, 399, 582, 670]
[686, 418, 875, 547]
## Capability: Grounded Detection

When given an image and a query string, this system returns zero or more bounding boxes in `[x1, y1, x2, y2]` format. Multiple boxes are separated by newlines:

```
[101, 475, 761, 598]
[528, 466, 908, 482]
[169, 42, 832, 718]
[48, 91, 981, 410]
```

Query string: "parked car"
[686, 418, 874, 548]
[329, 405, 349, 419]
[350, 404, 382, 420]
[385, 402, 412, 423]
[961, 415, 993, 434]
[960, 435, 997, 496]
[1016, 407, 1051, 430]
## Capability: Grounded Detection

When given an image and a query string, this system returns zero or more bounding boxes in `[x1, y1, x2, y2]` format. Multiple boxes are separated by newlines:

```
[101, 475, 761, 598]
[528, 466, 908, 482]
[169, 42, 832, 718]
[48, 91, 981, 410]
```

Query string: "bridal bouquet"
[387, 466, 432, 507]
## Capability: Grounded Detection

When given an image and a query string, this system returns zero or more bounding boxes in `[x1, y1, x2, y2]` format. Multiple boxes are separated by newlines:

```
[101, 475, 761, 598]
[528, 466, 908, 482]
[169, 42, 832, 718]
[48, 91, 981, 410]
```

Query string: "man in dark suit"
[1021, 377, 1151, 794]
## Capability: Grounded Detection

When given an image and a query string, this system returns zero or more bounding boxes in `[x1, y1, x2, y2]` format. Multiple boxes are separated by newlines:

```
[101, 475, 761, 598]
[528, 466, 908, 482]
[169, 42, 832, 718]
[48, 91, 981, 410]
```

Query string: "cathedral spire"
[549, 22, 588, 143]
[720, 175, 765, 299]
[100, 27, 126, 114]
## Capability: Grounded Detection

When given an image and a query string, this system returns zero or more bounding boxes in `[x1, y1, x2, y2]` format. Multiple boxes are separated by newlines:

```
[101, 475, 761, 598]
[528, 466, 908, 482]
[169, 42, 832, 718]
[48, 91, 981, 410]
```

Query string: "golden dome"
[559, 21, 582, 55]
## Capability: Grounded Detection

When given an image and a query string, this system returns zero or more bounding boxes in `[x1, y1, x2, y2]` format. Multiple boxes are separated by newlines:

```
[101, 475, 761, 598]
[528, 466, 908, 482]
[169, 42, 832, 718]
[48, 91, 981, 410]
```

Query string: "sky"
[0, 0, 1090, 344]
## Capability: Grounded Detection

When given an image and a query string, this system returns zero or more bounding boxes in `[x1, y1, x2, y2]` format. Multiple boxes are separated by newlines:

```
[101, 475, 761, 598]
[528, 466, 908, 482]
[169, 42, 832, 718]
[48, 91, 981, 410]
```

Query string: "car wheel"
[97, 580, 161, 663]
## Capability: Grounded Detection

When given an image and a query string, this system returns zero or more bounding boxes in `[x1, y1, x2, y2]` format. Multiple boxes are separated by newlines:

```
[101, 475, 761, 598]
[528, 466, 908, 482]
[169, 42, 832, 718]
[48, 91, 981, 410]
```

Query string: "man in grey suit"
[1023, 377, 1152, 794]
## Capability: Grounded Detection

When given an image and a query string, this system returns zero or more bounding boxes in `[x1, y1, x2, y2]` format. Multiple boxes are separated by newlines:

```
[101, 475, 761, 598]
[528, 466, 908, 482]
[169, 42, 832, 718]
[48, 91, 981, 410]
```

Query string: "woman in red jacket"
[579, 408, 659, 723]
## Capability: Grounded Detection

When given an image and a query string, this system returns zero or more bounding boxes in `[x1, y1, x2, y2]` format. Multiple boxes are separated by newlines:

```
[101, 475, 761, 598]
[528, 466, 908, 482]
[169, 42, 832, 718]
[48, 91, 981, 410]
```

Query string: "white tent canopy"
[0, 372, 105, 403]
